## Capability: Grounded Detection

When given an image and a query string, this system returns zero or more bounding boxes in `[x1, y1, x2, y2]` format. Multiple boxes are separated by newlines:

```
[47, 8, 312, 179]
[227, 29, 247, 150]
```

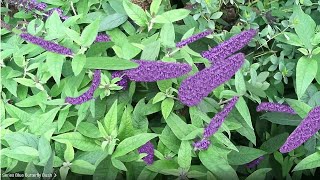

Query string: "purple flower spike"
[111, 71, 129, 90]
[201, 29, 257, 62]
[193, 139, 211, 151]
[65, 70, 101, 105]
[138, 141, 154, 165]
[246, 156, 264, 168]
[203, 96, 239, 138]
[256, 102, 296, 114]
[124, 60, 192, 82]
[176, 29, 213, 48]
[35, 2, 47, 11]
[178, 53, 245, 106]
[279, 106, 320, 153]
[95, 33, 111, 42]
[20, 33, 73, 55]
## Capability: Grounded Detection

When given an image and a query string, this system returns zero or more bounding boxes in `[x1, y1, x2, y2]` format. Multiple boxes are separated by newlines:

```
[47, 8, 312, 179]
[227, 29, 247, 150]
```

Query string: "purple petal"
[138, 141, 154, 165]
[178, 53, 245, 106]
[279, 106, 320, 153]
[124, 60, 192, 82]
[201, 29, 257, 62]
[256, 102, 296, 114]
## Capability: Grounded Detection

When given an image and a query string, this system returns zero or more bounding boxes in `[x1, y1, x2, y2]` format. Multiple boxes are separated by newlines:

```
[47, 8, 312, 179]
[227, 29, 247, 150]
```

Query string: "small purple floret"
[95, 33, 111, 42]
[138, 141, 154, 165]
[193, 139, 211, 151]
[176, 29, 213, 48]
[279, 106, 320, 153]
[65, 70, 101, 105]
[256, 102, 296, 114]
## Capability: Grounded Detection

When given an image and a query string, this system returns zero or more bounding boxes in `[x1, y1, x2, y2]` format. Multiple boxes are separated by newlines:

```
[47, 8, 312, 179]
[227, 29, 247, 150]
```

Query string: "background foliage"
[1, 0, 320, 179]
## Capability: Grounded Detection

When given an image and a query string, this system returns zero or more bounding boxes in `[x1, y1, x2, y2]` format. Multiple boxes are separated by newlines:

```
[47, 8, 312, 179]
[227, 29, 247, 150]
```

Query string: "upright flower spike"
[246, 156, 264, 168]
[178, 53, 245, 107]
[95, 33, 111, 42]
[20, 33, 73, 56]
[65, 70, 101, 105]
[176, 29, 213, 48]
[279, 106, 320, 153]
[194, 97, 238, 151]
[138, 141, 154, 165]
[256, 102, 296, 114]
[203, 96, 239, 138]
[124, 60, 192, 82]
[201, 29, 257, 62]
[111, 71, 129, 90]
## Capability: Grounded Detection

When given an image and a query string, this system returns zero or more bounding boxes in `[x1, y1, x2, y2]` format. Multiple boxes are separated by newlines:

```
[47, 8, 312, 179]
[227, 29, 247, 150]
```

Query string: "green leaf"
[147, 160, 179, 173]
[15, 91, 47, 108]
[59, 167, 69, 180]
[154, 9, 190, 23]
[260, 133, 289, 153]
[178, 141, 192, 169]
[260, 112, 302, 126]
[293, 152, 320, 171]
[245, 168, 272, 180]
[111, 158, 127, 171]
[64, 142, 74, 162]
[235, 71, 246, 95]
[160, 23, 175, 47]
[46, 52, 65, 85]
[157, 80, 172, 92]
[77, 122, 101, 138]
[150, 0, 162, 15]
[52, 132, 100, 151]
[123, 0, 148, 27]
[3, 146, 39, 162]
[228, 146, 267, 165]
[161, 98, 174, 119]
[4, 132, 38, 149]
[29, 107, 60, 135]
[72, 54, 86, 76]
[118, 107, 135, 140]
[153, 92, 166, 104]
[99, 13, 128, 31]
[235, 97, 253, 129]
[104, 100, 118, 135]
[70, 160, 96, 175]
[45, 11, 64, 39]
[84, 57, 139, 70]
[113, 133, 158, 158]
[38, 135, 52, 165]
[165, 113, 193, 140]
[296, 56, 318, 99]
[58, 107, 69, 131]
[141, 41, 161, 60]
[292, 5, 316, 49]
[199, 146, 238, 180]
[285, 98, 312, 118]
[80, 18, 100, 47]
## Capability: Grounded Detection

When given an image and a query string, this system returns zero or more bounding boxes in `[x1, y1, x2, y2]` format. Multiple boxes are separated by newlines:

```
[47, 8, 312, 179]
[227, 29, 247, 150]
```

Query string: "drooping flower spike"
[256, 102, 296, 114]
[20, 33, 73, 56]
[201, 29, 257, 62]
[138, 141, 154, 165]
[176, 29, 213, 48]
[111, 71, 130, 90]
[246, 156, 264, 168]
[279, 106, 320, 153]
[124, 60, 192, 82]
[194, 96, 239, 150]
[178, 53, 245, 107]
[65, 70, 101, 105]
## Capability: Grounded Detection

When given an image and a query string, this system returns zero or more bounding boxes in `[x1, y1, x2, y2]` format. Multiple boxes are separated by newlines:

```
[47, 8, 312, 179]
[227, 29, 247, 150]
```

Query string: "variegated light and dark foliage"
[1, 0, 320, 180]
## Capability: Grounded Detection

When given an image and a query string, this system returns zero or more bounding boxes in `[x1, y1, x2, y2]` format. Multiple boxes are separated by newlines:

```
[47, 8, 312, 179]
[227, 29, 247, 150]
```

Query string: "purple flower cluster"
[46, 8, 68, 21]
[20, 33, 73, 55]
[178, 53, 245, 107]
[201, 29, 257, 62]
[256, 102, 296, 114]
[246, 156, 264, 168]
[138, 141, 154, 165]
[95, 33, 111, 42]
[176, 29, 213, 48]
[65, 70, 101, 105]
[6, 0, 47, 12]
[124, 60, 192, 82]
[111, 71, 129, 90]
[279, 106, 320, 153]
[194, 97, 239, 150]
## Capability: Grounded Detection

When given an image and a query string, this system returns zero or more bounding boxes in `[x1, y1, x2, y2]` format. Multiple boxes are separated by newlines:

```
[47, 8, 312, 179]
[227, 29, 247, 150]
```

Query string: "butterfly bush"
[194, 96, 239, 150]
[20, 33, 73, 56]
[178, 53, 245, 106]
[201, 29, 257, 62]
[279, 106, 320, 153]
[138, 141, 154, 165]
[65, 70, 101, 105]
[124, 60, 192, 82]
[176, 29, 213, 48]
[256, 102, 296, 114]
